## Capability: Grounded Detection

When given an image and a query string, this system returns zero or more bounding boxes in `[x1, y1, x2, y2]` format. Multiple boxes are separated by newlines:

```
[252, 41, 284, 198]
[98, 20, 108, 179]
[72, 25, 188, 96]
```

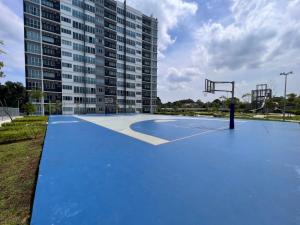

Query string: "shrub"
[2, 121, 46, 127]
[0, 129, 32, 144]
[286, 110, 300, 115]
[0, 116, 47, 144]
[14, 116, 48, 122]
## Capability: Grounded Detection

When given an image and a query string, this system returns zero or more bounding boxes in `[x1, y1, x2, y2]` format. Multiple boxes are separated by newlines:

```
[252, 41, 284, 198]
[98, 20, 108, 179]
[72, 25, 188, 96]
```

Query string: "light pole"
[280, 71, 293, 121]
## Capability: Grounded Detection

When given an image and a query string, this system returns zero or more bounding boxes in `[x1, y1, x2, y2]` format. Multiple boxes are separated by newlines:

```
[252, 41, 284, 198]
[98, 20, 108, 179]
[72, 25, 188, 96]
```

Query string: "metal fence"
[0, 107, 20, 121]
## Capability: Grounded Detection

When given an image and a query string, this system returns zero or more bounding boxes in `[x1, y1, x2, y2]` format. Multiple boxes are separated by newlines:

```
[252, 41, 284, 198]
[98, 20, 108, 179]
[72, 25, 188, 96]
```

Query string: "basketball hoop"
[203, 79, 235, 129]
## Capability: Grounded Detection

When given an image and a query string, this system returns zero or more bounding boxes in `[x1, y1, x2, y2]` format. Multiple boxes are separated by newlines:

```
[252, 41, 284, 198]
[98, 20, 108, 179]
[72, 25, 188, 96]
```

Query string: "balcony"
[105, 59, 116, 68]
[42, 32, 61, 46]
[43, 81, 62, 92]
[43, 69, 61, 81]
[104, 30, 116, 40]
[142, 75, 151, 82]
[42, 20, 60, 34]
[104, 40, 116, 49]
[105, 77, 116, 87]
[42, 45, 61, 58]
[43, 57, 61, 69]
[42, 7, 60, 22]
[105, 68, 116, 77]
[104, 0, 116, 11]
[41, 0, 60, 11]
[105, 87, 117, 96]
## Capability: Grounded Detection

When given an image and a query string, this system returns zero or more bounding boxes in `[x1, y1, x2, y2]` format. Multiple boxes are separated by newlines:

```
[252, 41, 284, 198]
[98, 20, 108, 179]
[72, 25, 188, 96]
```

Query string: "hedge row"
[0, 116, 48, 144]
[286, 110, 300, 115]
[13, 116, 48, 122]
[1, 121, 46, 127]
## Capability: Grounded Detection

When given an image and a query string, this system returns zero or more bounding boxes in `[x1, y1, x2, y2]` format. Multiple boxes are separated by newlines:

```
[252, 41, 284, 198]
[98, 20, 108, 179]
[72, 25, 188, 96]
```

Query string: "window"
[63, 96, 73, 101]
[42, 35, 54, 44]
[62, 51, 72, 57]
[61, 16, 71, 23]
[24, 2, 40, 16]
[26, 42, 40, 54]
[62, 39, 72, 46]
[63, 85, 72, 90]
[73, 32, 85, 42]
[73, 54, 95, 64]
[127, 39, 136, 46]
[42, 21, 60, 34]
[27, 68, 41, 79]
[72, 0, 90, 11]
[43, 57, 60, 68]
[61, 4, 71, 12]
[27, 55, 41, 66]
[62, 74, 73, 79]
[62, 62, 72, 68]
[61, 28, 72, 35]
[73, 76, 96, 84]
[72, 9, 95, 23]
[74, 86, 96, 94]
[73, 65, 95, 74]
[26, 29, 40, 41]
[27, 80, 42, 89]
[73, 21, 95, 34]
[74, 97, 96, 104]
[73, 43, 95, 54]
[25, 16, 40, 29]
[43, 71, 56, 79]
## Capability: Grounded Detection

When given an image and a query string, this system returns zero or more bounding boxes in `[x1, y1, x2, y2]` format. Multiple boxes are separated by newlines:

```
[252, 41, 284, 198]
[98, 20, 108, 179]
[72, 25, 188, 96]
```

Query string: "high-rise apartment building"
[23, 0, 158, 115]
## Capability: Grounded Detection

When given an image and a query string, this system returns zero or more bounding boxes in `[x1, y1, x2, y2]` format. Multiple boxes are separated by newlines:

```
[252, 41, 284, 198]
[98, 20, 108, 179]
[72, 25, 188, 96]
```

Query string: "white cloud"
[159, 0, 300, 102]
[0, 1, 25, 83]
[194, 0, 300, 71]
[1, 0, 299, 102]
[127, 0, 198, 56]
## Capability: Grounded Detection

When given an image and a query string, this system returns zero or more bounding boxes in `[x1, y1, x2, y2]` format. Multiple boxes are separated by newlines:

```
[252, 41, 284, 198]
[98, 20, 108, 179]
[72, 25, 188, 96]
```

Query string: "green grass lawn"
[0, 116, 48, 225]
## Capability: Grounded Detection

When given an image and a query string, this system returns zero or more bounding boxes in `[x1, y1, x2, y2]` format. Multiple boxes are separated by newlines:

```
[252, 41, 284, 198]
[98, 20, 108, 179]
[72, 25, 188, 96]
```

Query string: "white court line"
[158, 122, 228, 130]
[75, 115, 170, 145]
[154, 119, 176, 123]
[51, 121, 80, 124]
[165, 126, 229, 144]
[75, 114, 247, 146]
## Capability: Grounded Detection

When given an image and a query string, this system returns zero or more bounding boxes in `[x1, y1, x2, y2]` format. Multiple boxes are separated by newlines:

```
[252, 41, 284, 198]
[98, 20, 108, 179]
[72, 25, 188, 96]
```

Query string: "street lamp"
[280, 71, 293, 121]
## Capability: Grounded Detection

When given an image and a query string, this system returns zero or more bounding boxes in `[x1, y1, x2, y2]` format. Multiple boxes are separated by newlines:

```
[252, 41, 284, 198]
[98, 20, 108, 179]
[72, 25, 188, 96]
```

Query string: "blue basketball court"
[30, 115, 300, 225]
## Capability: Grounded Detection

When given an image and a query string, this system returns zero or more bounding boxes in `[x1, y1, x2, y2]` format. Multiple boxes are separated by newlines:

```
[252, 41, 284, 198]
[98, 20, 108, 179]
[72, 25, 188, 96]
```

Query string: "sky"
[0, 0, 300, 103]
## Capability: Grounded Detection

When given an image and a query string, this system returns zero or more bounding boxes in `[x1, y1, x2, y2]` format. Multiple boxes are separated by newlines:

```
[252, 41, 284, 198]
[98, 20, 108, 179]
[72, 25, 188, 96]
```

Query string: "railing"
[0, 107, 20, 121]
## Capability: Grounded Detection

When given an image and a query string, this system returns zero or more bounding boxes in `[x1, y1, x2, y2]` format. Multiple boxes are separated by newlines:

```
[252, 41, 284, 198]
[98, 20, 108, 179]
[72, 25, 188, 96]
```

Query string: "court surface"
[31, 114, 300, 225]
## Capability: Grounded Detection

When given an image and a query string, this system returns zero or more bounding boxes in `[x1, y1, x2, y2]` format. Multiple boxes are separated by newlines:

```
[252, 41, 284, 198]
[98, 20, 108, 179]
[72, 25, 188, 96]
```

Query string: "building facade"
[23, 0, 158, 115]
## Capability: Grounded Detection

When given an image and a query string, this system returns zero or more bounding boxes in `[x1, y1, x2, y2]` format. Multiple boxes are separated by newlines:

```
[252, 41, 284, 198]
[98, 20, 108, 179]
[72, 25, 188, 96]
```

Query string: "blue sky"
[0, 0, 300, 102]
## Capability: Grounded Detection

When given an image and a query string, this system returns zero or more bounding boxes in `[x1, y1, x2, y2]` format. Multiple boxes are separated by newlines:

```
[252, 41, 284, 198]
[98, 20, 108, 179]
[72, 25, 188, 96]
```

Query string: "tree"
[224, 97, 240, 108]
[29, 89, 43, 103]
[195, 99, 205, 108]
[212, 99, 222, 108]
[242, 93, 252, 103]
[0, 81, 26, 108]
[45, 100, 62, 115]
[156, 97, 162, 112]
[23, 102, 36, 115]
[287, 93, 297, 107]
[156, 97, 162, 106]
[0, 41, 5, 78]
